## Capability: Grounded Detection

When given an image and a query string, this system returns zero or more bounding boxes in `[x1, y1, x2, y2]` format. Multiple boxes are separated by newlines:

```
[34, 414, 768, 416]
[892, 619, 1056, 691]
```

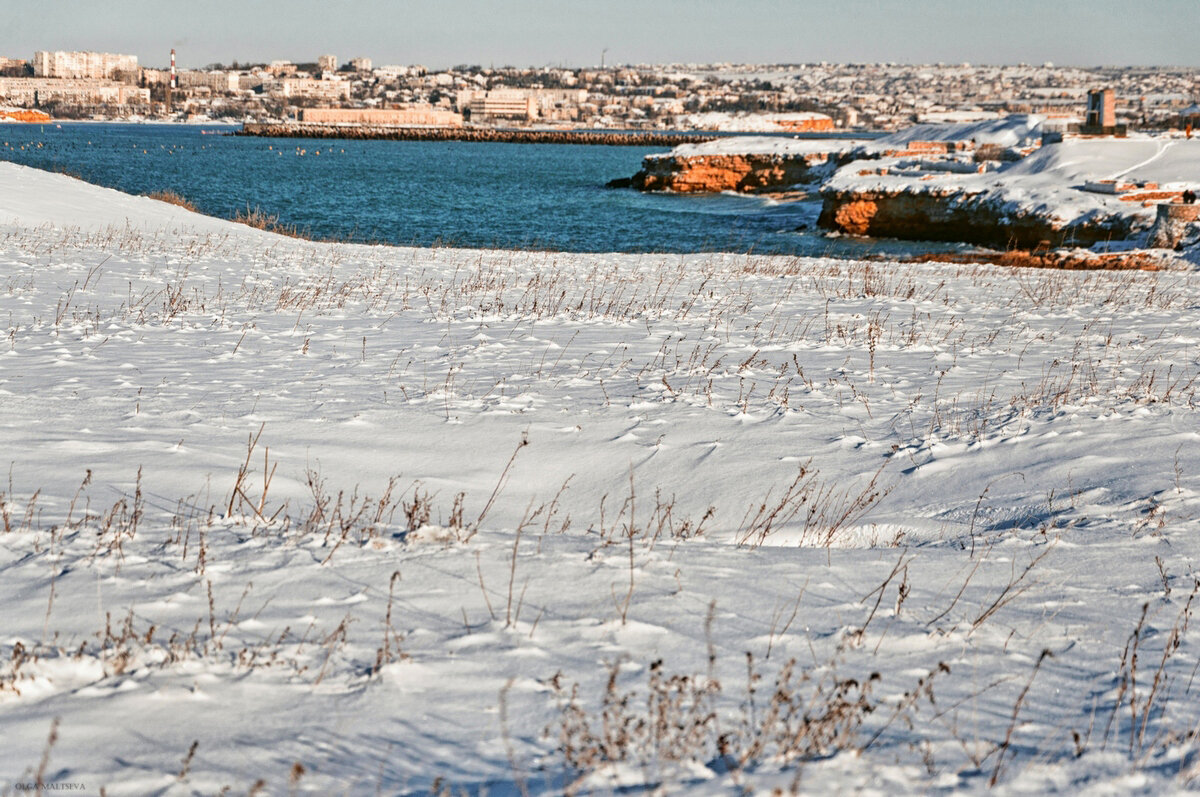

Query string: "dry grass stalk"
[373, 570, 407, 673]
[736, 461, 891, 549]
[232, 205, 310, 239]
[989, 648, 1053, 787]
[145, 189, 199, 213]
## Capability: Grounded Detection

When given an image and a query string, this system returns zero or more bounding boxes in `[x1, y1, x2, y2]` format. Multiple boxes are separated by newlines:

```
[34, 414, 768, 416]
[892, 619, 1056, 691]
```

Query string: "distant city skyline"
[2, 0, 1198, 69]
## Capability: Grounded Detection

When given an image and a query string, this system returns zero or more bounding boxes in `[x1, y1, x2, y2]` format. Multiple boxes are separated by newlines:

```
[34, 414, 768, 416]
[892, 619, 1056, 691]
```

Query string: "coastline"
[4, 159, 1179, 271]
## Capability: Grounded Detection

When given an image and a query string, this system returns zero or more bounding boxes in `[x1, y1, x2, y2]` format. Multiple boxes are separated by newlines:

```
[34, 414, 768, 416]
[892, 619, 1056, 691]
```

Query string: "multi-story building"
[349, 57, 372, 73]
[455, 87, 589, 122]
[238, 72, 269, 91]
[317, 55, 338, 73]
[467, 90, 537, 121]
[266, 60, 297, 77]
[455, 89, 542, 121]
[0, 77, 149, 106]
[177, 70, 240, 93]
[32, 51, 137, 79]
[265, 77, 351, 101]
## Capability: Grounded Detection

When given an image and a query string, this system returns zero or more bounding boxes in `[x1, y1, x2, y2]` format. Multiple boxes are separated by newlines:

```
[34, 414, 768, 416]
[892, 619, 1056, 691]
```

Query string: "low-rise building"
[298, 107, 462, 126]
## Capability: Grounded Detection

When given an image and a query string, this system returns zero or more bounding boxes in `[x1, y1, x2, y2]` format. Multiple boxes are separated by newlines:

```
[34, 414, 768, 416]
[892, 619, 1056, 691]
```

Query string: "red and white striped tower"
[166, 48, 176, 111]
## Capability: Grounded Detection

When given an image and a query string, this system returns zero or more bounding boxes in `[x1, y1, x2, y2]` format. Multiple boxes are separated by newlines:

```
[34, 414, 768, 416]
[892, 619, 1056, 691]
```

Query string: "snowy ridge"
[658, 114, 1047, 160]
[823, 136, 1200, 230]
[1, 163, 1199, 794]
[0, 162, 247, 235]
[674, 110, 833, 132]
[656, 136, 869, 159]
[863, 113, 1047, 152]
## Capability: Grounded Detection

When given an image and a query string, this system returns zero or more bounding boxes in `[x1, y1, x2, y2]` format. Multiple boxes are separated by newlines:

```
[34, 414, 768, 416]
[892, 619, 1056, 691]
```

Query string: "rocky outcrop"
[898, 249, 1174, 271]
[631, 152, 835, 193]
[818, 189, 1135, 248]
[0, 108, 51, 123]
[1145, 203, 1200, 249]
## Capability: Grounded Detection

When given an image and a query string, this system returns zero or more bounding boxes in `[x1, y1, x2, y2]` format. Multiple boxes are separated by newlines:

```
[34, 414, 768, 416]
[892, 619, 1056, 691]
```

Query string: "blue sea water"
[1, 122, 960, 257]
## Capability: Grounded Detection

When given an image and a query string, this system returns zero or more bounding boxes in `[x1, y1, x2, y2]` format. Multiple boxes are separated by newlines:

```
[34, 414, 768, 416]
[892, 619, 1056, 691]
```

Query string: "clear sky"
[2, 0, 1198, 70]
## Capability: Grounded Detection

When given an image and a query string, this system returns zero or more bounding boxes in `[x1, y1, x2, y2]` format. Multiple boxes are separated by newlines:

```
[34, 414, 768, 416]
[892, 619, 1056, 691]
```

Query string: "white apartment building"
[455, 89, 533, 121]
[266, 77, 351, 101]
[177, 70, 240, 93]
[374, 65, 410, 78]
[467, 90, 537, 121]
[0, 77, 149, 105]
[317, 55, 338, 72]
[455, 88, 588, 121]
[33, 51, 138, 79]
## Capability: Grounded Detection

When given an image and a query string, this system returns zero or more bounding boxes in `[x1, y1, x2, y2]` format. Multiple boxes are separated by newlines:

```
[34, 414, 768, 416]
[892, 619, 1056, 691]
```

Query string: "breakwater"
[236, 123, 718, 147]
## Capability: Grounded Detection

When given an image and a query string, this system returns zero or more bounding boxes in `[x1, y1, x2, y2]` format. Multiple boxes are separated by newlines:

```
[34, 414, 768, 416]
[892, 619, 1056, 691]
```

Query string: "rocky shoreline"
[618, 147, 1150, 249]
[236, 123, 719, 147]
[816, 189, 1135, 248]
[619, 151, 851, 193]
[616, 119, 1200, 258]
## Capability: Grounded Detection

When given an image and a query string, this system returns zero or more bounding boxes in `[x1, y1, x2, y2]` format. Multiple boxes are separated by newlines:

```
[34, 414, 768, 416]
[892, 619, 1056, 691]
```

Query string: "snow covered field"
[2, 161, 1200, 795]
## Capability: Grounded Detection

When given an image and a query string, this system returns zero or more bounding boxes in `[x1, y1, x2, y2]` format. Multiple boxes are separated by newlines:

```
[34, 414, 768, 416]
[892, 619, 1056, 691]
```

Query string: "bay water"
[1, 122, 961, 258]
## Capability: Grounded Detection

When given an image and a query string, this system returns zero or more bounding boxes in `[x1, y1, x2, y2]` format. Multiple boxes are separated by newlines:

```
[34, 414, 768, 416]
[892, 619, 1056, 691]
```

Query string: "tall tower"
[166, 48, 176, 112]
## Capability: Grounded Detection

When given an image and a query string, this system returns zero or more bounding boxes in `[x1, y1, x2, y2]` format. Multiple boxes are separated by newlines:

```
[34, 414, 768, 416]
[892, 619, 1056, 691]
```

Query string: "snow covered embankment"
[626, 137, 868, 193]
[625, 117, 1041, 196]
[3, 161, 1200, 794]
[820, 134, 1200, 248]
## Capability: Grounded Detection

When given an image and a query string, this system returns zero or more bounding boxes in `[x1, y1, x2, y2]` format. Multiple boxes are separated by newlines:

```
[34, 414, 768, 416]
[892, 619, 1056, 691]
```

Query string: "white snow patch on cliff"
[659, 136, 870, 159]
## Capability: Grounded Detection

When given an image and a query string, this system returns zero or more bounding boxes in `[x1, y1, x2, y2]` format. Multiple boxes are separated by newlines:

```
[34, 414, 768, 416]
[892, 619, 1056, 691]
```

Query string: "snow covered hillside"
[824, 136, 1200, 235]
[2, 161, 1200, 794]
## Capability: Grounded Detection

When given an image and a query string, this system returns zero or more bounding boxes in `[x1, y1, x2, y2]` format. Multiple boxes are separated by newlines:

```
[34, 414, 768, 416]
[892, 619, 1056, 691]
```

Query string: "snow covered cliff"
[820, 137, 1200, 246]
[624, 115, 1200, 249]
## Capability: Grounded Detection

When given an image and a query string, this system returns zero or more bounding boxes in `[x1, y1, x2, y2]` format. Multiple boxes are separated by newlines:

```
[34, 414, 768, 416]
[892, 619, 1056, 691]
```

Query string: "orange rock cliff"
[630, 152, 841, 193]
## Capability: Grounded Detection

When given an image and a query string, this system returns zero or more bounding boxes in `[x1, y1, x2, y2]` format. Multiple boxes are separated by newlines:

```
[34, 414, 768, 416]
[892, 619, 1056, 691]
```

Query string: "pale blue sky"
[1, 0, 1197, 69]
